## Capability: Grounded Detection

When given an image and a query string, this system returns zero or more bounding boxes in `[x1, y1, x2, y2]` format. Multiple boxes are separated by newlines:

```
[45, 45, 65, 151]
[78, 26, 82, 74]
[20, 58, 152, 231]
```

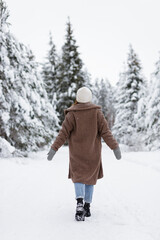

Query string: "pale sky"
[5, 0, 160, 85]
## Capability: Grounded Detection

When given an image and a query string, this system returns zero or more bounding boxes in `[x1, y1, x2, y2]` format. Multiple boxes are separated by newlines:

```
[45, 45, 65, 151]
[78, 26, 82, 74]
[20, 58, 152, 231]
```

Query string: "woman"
[47, 86, 121, 221]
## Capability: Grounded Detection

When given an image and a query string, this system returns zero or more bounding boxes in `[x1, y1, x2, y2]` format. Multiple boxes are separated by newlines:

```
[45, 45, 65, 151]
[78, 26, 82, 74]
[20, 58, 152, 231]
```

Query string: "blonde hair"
[72, 100, 78, 106]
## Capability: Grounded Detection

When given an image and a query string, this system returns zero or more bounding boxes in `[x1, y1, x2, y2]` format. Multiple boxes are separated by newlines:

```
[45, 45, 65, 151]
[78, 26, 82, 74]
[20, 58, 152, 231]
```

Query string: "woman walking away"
[47, 86, 121, 221]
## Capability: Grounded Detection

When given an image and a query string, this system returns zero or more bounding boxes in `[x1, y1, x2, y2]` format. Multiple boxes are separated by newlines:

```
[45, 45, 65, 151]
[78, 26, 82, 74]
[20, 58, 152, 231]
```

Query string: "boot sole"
[75, 210, 86, 221]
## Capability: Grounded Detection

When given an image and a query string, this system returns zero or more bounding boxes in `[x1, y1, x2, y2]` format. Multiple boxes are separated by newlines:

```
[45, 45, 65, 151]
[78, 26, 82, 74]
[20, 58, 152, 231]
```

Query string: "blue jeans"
[74, 183, 94, 203]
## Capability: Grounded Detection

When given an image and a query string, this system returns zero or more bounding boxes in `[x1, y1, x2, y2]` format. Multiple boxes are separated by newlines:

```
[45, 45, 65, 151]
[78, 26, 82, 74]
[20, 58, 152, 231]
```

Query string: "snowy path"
[0, 145, 160, 240]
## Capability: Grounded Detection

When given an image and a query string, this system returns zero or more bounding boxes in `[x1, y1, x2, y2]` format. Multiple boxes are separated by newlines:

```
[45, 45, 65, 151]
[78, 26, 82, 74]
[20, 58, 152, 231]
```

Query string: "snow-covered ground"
[0, 144, 160, 240]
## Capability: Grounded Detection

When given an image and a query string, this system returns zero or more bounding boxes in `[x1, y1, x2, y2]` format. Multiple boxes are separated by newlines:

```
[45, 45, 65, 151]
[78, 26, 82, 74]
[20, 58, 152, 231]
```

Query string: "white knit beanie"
[76, 87, 92, 103]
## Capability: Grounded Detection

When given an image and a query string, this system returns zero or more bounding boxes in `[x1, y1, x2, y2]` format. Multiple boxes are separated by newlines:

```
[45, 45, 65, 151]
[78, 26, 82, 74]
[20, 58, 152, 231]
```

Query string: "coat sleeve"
[51, 112, 74, 151]
[97, 109, 118, 150]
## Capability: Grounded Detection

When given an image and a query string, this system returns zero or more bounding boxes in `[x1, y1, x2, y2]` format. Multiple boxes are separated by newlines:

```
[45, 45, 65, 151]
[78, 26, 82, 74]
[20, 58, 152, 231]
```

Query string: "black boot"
[75, 198, 85, 221]
[84, 202, 91, 217]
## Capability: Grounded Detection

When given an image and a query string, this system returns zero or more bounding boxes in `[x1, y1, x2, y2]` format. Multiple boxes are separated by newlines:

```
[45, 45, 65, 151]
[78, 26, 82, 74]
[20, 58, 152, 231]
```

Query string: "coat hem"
[69, 176, 103, 186]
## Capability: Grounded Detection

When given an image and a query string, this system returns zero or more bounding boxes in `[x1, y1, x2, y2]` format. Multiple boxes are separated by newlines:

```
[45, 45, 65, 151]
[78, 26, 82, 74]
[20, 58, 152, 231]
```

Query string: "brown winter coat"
[52, 102, 118, 185]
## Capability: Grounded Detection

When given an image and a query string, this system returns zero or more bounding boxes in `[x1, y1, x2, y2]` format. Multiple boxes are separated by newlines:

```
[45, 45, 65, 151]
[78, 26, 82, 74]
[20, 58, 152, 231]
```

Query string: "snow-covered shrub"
[0, 137, 15, 157]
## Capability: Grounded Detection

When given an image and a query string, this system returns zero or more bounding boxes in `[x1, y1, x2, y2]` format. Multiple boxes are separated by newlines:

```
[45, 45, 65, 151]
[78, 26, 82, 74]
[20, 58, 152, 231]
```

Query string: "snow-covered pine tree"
[55, 18, 87, 125]
[144, 54, 160, 150]
[93, 78, 115, 128]
[0, 0, 57, 153]
[42, 32, 58, 104]
[112, 45, 146, 148]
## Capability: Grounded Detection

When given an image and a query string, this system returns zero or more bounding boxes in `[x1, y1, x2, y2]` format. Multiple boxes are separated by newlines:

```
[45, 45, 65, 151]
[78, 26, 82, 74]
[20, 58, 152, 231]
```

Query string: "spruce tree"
[55, 18, 87, 125]
[42, 32, 58, 104]
[0, 0, 10, 28]
[112, 45, 146, 148]
[144, 54, 160, 150]
[0, 1, 57, 152]
[93, 78, 115, 128]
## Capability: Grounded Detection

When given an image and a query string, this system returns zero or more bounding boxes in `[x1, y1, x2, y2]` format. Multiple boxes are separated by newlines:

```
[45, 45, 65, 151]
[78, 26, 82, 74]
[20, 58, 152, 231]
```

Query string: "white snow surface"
[0, 144, 160, 240]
